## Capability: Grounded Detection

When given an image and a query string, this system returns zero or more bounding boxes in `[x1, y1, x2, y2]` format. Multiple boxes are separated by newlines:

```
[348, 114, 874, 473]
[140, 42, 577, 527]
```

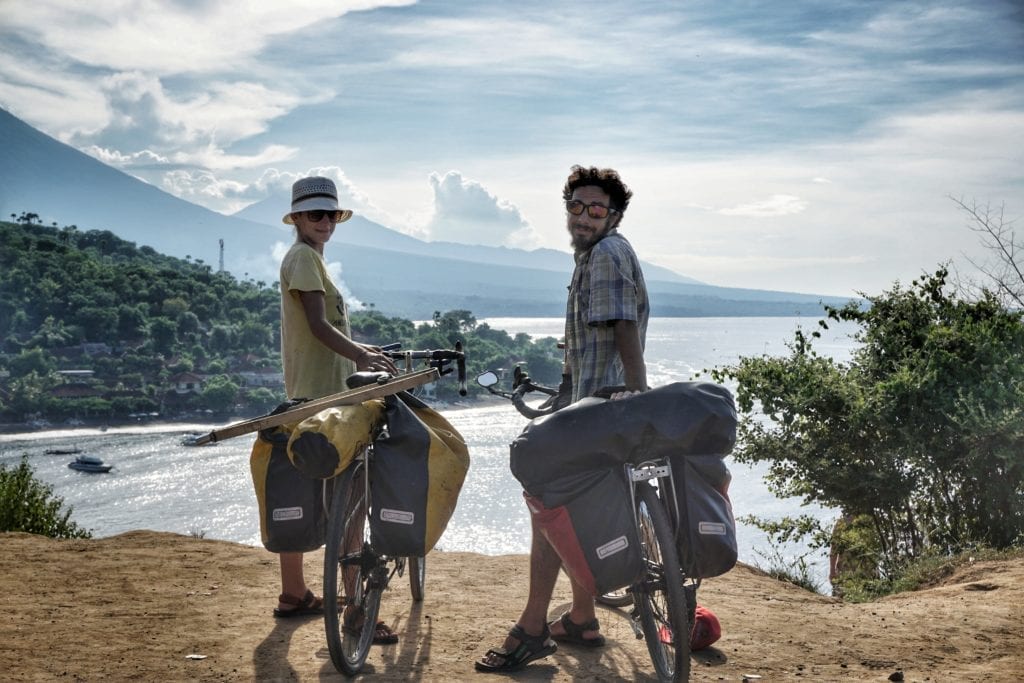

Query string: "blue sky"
[1, 0, 1021, 296]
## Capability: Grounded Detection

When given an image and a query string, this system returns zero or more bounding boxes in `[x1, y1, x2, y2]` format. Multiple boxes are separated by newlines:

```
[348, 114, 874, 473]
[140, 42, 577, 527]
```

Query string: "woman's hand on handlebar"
[356, 345, 399, 374]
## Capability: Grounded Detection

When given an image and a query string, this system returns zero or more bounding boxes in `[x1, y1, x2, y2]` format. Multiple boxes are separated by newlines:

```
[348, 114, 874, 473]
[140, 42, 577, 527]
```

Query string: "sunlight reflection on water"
[1, 316, 861, 588]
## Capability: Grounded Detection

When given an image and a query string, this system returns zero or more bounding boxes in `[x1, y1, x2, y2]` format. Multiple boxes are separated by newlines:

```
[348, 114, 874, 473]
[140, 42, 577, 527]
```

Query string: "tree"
[9, 348, 55, 378]
[0, 456, 91, 538]
[952, 197, 1022, 308]
[201, 374, 240, 411]
[713, 268, 1024, 576]
[149, 316, 177, 355]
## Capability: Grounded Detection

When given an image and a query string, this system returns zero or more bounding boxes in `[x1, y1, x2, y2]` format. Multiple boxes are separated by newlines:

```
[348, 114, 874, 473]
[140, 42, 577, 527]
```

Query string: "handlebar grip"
[455, 340, 467, 396]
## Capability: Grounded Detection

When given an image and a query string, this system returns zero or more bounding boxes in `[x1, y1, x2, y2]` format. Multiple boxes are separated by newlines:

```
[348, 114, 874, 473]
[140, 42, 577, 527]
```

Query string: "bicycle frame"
[324, 342, 464, 676]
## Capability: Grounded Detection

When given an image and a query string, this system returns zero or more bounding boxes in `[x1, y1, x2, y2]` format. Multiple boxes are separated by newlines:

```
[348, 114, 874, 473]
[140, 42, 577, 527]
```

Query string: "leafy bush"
[714, 268, 1024, 581]
[0, 456, 91, 538]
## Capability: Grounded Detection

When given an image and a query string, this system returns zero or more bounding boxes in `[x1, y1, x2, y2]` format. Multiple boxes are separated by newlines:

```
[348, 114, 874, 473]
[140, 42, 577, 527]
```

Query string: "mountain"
[234, 193, 702, 284]
[0, 106, 855, 318]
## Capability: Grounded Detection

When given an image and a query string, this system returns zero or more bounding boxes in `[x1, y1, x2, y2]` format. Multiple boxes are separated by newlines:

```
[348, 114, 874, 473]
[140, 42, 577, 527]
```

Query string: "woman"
[272, 175, 398, 645]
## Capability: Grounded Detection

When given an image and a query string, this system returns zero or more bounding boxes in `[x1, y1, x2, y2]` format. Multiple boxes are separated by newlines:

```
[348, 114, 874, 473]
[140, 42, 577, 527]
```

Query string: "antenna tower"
[219, 239, 224, 272]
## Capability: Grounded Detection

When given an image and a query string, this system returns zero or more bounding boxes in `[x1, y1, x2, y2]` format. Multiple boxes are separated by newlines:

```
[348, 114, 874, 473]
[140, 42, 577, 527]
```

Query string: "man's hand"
[610, 389, 644, 400]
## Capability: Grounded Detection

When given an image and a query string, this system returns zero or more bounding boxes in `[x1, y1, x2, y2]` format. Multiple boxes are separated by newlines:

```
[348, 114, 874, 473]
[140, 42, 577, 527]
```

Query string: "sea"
[1, 316, 860, 590]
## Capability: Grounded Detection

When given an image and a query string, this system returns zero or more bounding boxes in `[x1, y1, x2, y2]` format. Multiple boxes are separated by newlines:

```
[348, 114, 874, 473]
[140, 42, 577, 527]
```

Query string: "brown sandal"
[273, 589, 323, 618]
[343, 606, 399, 644]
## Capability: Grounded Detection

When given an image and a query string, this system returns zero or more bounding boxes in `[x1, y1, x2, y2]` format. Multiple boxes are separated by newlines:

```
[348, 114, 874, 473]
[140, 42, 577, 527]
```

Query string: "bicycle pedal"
[629, 612, 644, 639]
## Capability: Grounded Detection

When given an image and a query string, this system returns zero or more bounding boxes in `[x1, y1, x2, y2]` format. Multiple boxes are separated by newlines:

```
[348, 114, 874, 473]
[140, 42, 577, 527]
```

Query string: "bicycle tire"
[634, 484, 691, 682]
[596, 587, 633, 607]
[408, 556, 425, 602]
[323, 460, 383, 676]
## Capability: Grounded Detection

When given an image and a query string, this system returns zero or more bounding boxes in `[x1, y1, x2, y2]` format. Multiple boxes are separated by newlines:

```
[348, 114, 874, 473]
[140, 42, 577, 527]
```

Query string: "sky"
[0, 0, 1022, 297]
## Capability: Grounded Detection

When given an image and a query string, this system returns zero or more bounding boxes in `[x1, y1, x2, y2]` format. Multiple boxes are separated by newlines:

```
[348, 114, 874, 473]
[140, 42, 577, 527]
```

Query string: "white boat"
[68, 454, 113, 473]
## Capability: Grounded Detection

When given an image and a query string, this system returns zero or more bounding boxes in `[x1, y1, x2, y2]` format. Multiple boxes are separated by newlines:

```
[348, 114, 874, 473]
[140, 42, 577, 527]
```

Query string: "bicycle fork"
[624, 459, 682, 639]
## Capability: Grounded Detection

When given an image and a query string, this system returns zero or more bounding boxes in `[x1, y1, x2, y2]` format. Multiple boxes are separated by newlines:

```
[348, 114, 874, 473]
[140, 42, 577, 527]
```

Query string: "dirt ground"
[1, 530, 1021, 682]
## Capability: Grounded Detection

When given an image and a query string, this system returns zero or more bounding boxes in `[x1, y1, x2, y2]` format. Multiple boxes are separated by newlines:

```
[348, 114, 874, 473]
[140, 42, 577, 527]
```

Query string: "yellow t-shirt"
[279, 242, 356, 400]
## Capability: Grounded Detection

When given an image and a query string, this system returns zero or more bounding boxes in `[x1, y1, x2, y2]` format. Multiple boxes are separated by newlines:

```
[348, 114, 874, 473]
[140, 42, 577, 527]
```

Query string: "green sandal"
[474, 624, 557, 673]
[550, 612, 606, 648]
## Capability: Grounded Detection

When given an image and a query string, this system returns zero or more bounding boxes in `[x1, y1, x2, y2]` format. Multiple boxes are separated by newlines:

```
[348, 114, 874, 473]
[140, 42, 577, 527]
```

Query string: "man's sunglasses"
[304, 210, 345, 223]
[566, 199, 617, 219]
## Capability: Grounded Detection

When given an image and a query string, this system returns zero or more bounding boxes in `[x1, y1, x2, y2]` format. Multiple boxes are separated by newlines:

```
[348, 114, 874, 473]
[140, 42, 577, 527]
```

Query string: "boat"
[67, 454, 113, 473]
[45, 448, 82, 455]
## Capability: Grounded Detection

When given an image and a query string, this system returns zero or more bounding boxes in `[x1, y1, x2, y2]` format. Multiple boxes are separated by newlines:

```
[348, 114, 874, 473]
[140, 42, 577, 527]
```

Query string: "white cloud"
[717, 195, 808, 217]
[2, 1, 417, 74]
[423, 171, 541, 248]
[84, 146, 171, 167]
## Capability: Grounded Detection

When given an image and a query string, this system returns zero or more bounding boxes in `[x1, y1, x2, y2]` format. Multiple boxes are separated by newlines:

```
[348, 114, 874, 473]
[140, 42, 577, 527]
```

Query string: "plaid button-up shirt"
[565, 229, 649, 402]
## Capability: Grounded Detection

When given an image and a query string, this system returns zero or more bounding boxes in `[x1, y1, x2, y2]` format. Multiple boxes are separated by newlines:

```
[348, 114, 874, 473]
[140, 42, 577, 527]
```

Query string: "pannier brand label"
[380, 508, 415, 525]
[698, 522, 727, 536]
[272, 506, 304, 521]
[596, 536, 629, 559]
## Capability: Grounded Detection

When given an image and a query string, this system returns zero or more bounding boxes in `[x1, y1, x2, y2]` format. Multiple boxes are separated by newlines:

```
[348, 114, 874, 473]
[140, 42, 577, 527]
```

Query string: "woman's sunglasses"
[566, 199, 616, 219]
[304, 210, 344, 223]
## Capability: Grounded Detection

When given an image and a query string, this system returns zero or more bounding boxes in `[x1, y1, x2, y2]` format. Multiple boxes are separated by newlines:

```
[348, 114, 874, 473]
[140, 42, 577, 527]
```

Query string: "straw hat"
[282, 176, 353, 224]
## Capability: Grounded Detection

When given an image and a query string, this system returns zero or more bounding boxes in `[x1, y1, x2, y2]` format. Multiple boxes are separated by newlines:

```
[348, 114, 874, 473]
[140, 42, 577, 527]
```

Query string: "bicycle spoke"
[634, 485, 690, 682]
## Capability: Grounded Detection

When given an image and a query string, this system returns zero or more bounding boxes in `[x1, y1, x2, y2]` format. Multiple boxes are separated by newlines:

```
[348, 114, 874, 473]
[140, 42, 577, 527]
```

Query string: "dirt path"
[1, 530, 1021, 681]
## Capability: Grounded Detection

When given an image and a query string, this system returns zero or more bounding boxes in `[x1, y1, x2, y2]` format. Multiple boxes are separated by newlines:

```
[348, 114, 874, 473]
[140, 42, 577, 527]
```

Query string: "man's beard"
[569, 226, 606, 252]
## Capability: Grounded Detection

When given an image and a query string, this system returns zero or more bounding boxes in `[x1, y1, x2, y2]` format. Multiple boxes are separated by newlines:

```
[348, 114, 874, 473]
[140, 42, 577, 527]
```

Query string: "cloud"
[84, 146, 171, 168]
[1, 1, 417, 75]
[718, 195, 808, 217]
[271, 239, 364, 310]
[423, 171, 541, 248]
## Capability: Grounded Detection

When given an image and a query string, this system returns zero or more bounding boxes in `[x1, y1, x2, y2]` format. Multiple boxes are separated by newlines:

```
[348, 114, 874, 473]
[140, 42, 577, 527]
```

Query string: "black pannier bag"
[368, 394, 470, 558]
[524, 467, 644, 596]
[249, 421, 328, 553]
[510, 381, 737, 493]
[670, 454, 738, 578]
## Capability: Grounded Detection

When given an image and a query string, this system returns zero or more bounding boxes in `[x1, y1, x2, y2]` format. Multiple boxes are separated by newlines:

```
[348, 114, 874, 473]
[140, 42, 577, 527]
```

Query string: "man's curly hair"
[562, 165, 633, 214]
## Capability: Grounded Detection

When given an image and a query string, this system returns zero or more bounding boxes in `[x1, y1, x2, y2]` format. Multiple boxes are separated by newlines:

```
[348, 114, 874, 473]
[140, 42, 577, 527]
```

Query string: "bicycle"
[323, 343, 466, 676]
[477, 367, 697, 682]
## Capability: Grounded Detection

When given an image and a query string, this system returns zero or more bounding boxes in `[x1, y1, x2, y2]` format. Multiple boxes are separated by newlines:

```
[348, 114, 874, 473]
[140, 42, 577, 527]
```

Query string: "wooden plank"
[190, 369, 439, 445]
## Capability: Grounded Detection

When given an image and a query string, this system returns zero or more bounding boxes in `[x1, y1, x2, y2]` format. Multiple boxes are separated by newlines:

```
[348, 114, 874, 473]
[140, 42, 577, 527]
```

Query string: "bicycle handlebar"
[510, 382, 558, 419]
[381, 342, 467, 396]
[478, 365, 561, 419]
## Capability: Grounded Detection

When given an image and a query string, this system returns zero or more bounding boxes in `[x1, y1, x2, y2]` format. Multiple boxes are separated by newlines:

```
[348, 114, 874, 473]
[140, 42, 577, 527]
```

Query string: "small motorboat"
[68, 454, 113, 473]
[45, 448, 82, 455]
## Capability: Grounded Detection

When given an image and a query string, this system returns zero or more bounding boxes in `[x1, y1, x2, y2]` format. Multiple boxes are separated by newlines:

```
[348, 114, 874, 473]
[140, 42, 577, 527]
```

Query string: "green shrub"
[0, 456, 91, 538]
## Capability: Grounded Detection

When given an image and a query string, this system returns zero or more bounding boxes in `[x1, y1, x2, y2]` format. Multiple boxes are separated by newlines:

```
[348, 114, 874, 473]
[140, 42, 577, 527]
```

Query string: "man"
[476, 165, 649, 673]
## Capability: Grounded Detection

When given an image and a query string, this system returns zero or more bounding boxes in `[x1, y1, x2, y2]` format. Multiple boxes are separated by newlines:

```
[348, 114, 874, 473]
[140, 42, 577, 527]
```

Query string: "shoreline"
[0, 393, 507, 441]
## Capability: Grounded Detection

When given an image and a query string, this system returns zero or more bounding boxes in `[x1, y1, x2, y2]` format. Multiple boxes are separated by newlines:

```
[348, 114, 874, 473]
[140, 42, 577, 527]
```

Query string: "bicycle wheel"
[324, 461, 383, 676]
[634, 484, 690, 682]
[596, 587, 633, 607]
[408, 555, 425, 602]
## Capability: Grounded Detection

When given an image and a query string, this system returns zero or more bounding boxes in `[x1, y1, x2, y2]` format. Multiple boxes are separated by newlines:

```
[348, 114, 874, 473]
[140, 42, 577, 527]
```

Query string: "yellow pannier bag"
[286, 399, 386, 479]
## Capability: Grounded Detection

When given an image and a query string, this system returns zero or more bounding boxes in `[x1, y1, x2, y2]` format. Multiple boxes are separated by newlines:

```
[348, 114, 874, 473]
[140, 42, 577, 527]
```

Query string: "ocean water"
[1, 316, 859, 589]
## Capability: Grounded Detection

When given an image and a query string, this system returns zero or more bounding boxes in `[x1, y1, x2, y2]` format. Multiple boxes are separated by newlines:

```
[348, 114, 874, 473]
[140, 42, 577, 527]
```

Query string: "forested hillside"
[0, 216, 561, 425]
